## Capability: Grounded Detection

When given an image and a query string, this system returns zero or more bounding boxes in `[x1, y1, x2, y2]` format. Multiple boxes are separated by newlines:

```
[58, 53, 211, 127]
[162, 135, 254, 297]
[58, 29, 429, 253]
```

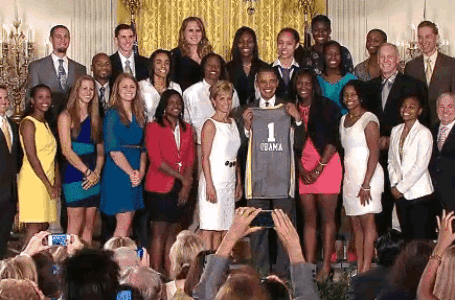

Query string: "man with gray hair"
[366, 43, 428, 235]
[430, 92, 455, 212]
[120, 267, 163, 300]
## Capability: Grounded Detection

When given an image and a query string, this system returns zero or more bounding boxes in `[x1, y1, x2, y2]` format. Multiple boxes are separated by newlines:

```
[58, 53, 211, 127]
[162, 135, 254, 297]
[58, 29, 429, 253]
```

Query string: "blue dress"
[100, 109, 144, 215]
[62, 117, 100, 207]
[317, 73, 357, 115]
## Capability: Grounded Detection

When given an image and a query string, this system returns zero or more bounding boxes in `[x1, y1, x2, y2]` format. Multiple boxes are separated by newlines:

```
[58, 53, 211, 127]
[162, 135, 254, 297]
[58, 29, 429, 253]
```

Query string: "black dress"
[170, 48, 203, 92]
[227, 59, 269, 106]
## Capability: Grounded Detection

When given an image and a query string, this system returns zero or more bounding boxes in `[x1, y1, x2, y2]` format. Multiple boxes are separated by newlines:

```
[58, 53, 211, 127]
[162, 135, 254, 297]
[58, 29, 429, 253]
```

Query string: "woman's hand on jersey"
[206, 183, 217, 203]
[242, 108, 253, 131]
[285, 103, 302, 122]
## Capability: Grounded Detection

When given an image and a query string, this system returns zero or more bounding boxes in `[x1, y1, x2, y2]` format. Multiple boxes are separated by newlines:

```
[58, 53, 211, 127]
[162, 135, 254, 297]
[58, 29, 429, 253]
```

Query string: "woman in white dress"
[199, 80, 242, 250]
[340, 80, 384, 273]
[139, 49, 182, 122]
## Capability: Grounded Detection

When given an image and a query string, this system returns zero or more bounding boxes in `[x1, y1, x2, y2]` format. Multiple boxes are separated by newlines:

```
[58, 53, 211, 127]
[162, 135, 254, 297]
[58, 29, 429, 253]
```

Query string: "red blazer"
[145, 120, 195, 193]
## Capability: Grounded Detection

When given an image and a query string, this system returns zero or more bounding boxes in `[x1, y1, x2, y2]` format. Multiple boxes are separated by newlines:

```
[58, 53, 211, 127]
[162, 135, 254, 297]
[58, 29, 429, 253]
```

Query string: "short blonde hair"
[120, 267, 163, 300]
[0, 279, 41, 300]
[209, 80, 234, 102]
[433, 245, 455, 300]
[169, 230, 206, 279]
[0, 255, 38, 283]
[114, 247, 140, 274]
[103, 237, 137, 251]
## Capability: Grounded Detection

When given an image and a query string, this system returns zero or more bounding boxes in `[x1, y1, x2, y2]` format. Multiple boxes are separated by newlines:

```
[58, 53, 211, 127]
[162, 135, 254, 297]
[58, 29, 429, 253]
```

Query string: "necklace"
[243, 62, 252, 68]
[348, 112, 363, 118]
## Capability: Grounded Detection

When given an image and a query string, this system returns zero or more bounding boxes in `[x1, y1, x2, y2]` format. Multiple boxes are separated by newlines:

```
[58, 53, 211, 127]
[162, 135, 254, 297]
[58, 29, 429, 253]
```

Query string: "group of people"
[0, 10, 454, 299]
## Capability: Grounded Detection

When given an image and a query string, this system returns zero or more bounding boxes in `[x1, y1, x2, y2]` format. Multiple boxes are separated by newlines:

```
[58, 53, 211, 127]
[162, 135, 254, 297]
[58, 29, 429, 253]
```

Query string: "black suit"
[0, 118, 20, 258]
[430, 123, 455, 212]
[271, 64, 300, 101]
[366, 72, 428, 234]
[109, 52, 149, 85]
[243, 97, 302, 278]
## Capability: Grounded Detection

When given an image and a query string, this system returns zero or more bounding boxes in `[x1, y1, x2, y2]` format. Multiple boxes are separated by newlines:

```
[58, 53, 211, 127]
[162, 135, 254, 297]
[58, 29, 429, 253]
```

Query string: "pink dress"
[298, 106, 342, 194]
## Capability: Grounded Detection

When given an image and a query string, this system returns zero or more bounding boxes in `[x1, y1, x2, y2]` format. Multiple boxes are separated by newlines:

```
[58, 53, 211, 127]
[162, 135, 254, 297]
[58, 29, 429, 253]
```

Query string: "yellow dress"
[18, 116, 58, 223]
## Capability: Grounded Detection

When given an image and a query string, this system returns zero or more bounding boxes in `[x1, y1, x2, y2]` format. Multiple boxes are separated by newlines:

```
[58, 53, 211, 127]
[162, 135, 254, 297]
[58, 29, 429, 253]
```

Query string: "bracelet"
[318, 160, 328, 166]
[314, 170, 321, 175]
[84, 168, 92, 176]
[430, 253, 442, 262]
[361, 186, 370, 191]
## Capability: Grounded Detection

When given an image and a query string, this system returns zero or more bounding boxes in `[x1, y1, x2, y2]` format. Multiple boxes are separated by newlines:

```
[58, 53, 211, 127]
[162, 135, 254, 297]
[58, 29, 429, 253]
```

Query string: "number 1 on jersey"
[267, 122, 276, 142]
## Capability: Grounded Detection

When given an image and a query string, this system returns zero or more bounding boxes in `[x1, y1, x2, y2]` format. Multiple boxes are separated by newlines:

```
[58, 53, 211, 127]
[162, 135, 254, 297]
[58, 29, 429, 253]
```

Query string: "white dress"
[199, 117, 241, 230]
[340, 112, 384, 216]
[139, 79, 182, 122]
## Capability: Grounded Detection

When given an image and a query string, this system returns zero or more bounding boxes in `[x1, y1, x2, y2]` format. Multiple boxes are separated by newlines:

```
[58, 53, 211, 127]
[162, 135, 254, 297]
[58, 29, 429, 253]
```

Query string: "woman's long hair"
[154, 89, 186, 132]
[229, 27, 260, 64]
[109, 73, 146, 127]
[292, 68, 323, 105]
[149, 49, 172, 88]
[23, 84, 53, 120]
[177, 16, 212, 58]
[65, 75, 102, 143]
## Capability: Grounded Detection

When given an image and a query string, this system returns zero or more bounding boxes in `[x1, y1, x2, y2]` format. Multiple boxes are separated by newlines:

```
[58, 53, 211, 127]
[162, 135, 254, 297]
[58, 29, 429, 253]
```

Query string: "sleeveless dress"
[62, 117, 100, 208]
[100, 110, 145, 215]
[298, 105, 342, 194]
[340, 112, 384, 216]
[18, 116, 58, 223]
[199, 117, 241, 230]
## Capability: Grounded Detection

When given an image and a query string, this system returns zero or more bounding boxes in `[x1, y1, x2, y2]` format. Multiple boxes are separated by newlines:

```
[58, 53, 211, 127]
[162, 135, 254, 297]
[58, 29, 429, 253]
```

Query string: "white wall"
[0, 0, 116, 70]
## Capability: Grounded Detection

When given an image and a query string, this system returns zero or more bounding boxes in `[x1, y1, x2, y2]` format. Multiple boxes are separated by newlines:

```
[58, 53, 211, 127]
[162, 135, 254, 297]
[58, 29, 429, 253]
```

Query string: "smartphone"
[116, 290, 132, 300]
[136, 247, 144, 259]
[47, 234, 70, 246]
[250, 210, 274, 228]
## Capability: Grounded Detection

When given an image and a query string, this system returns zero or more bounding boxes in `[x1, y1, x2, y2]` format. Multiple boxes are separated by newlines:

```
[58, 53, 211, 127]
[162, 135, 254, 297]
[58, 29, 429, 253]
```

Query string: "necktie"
[280, 66, 291, 88]
[381, 79, 393, 109]
[99, 87, 108, 110]
[58, 59, 67, 90]
[438, 125, 449, 151]
[265, 101, 270, 107]
[125, 60, 133, 75]
[425, 57, 433, 85]
[1, 118, 12, 152]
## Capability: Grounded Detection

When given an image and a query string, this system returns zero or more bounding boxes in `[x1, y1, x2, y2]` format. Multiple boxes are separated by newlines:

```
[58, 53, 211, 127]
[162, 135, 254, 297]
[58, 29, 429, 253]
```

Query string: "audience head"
[91, 53, 112, 84]
[387, 240, 434, 298]
[0, 85, 9, 116]
[104, 236, 137, 251]
[184, 250, 215, 297]
[366, 29, 387, 56]
[341, 79, 368, 111]
[215, 273, 271, 300]
[417, 20, 439, 56]
[436, 93, 455, 125]
[110, 73, 146, 127]
[375, 229, 405, 267]
[322, 40, 345, 76]
[169, 230, 206, 280]
[255, 66, 279, 100]
[114, 247, 141, 273]
[120, 267, 163, 300]
[31, 250, 61, 299]
[66, 74, 102, 142]
[114, 23, 136, 57]
[178, 16, 212, 58]
[231, 27, 259, 63]
[50, 25, 70, 55]
[400, 95, 423, 123]
[433, 245, 455, 300]
[64, 249, 120, 300]
[378, 43, 400, 78]
[276, 28, 299, 61]
[155, 89, 185, 127]
[0, 279, 43, 300]
[261, 276, 291, 300]
[0, 256, 36, 282]
[149, 49, 172, 86]
[293, 68, 322, 105]
[311, 15, 331, 46]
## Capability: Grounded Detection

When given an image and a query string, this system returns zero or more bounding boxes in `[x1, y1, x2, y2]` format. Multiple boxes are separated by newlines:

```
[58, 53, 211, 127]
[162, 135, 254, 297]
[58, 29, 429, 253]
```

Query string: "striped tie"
[58, 59, 67, 90]
[425, 57, 432, 85]
[125, 60, 133, 75]
[1, 118, 11, 152]
[438, 125, 449, 151]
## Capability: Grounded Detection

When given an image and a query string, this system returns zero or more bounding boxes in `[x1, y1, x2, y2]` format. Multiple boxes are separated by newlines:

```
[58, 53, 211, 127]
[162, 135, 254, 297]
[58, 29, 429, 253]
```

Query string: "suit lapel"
[441, 124, 455, 152]
[416, 56, 426, 85]
[429, 53, 443, 87]
[67, 60, 75, 87]
[113, 52, 123, 73]
[45, 56, 59, 85]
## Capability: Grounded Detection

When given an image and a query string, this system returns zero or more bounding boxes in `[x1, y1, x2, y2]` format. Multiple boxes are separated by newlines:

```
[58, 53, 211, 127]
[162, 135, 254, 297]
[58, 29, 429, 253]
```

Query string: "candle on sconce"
[411, 23, 417, 42]
[14, 0, 19, 20]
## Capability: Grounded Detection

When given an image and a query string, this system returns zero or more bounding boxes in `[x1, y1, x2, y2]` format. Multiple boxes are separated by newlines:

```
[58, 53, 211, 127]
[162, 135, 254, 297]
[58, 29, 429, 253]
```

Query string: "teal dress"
[317, 73, 357, 115]
[100, 109, 144, 215]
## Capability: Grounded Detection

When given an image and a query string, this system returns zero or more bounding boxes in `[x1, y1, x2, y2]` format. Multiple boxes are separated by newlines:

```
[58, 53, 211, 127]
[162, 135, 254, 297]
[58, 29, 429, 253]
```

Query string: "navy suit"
[0, 118, 20, 258]
[109, 52, 149, 85]
[430, 123, 455, 212]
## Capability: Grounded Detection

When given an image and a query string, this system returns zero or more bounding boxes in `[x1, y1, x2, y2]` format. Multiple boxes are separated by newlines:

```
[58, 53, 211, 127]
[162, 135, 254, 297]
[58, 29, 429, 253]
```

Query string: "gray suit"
[27, 55, 86, 125]
[405, 52, 455, 126]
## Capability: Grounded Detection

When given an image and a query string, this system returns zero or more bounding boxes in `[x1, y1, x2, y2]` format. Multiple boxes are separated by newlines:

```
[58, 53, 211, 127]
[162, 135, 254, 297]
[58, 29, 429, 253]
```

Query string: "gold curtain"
[118, 0, 326, 63]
